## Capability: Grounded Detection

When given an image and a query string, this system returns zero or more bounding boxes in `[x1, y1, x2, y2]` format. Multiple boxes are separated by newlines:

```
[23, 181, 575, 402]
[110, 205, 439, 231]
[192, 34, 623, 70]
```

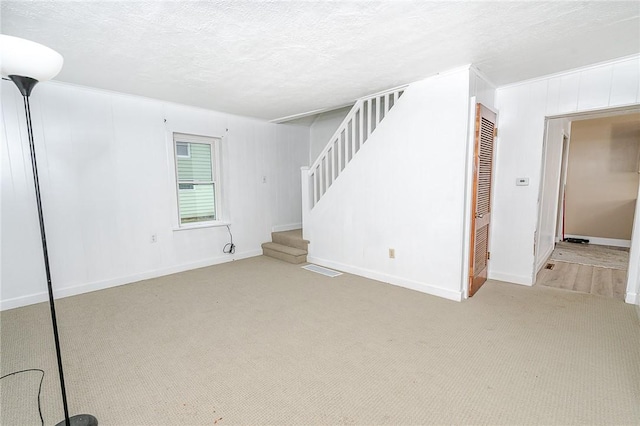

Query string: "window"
[173, 133, 221, 225]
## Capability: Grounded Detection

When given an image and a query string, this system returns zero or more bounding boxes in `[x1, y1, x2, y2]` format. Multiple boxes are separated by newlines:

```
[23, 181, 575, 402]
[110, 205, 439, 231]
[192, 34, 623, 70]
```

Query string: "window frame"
[172, 133, 222, 228]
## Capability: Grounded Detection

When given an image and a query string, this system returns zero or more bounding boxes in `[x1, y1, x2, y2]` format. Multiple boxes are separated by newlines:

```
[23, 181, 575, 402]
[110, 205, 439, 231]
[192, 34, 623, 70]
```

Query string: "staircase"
[301, 85, 406, 210]
[262, 229, 309, 264]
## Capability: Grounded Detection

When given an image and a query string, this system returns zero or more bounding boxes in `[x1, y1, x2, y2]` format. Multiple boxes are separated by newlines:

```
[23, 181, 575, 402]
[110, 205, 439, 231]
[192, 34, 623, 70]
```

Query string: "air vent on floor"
[302, 264, 343, 277]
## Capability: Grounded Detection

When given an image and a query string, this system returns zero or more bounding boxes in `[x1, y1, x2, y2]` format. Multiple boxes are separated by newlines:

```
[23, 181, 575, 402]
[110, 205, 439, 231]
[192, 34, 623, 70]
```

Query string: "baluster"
[317, 162, 322, 197]
[324, 154, 329, 192]
[332, 143, 337, 182]
[358, 106, 364, 150]
[350, 118, 355, 160]
[343, 127, 347, 163]
[368, 99, 373, 136]
[337, 137, 342, 175]
[385, 93, 390, 115]
[313, 169, 318, 204]
[376, 96, 381, 128]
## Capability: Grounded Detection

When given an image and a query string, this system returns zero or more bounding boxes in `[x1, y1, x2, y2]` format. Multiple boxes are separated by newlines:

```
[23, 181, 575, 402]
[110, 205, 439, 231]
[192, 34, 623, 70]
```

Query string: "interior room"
[1, 2, 639, 425]
[537, 112, 640, 300]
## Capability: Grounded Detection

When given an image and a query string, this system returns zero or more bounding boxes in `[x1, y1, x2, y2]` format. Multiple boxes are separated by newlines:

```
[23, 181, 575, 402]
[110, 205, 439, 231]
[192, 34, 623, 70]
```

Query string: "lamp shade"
[0, 34, 63, 82]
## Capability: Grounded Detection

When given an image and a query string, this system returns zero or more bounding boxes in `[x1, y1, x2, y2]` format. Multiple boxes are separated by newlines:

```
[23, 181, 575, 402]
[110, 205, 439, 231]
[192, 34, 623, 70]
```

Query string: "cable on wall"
[0, 368, 45, 426]
[223, 225, 235, 254]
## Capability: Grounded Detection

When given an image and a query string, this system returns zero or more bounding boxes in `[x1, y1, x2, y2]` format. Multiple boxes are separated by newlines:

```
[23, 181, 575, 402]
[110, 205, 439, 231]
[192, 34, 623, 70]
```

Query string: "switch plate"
[389, 248, 395, 259]
[516, 178, 529, 186]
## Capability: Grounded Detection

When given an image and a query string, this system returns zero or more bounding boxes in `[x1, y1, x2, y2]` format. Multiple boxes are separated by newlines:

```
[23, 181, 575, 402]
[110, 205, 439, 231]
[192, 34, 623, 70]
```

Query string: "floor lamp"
[1, 35, 98, 426]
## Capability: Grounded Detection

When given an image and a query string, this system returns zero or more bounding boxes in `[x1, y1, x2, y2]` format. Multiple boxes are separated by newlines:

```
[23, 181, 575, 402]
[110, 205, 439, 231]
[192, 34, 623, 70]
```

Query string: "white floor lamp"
[1, 34, 98, 426]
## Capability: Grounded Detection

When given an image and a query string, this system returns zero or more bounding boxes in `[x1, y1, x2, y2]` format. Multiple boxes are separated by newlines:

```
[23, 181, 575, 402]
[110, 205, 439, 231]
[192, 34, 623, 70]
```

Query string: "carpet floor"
[1, 256, 639, 425]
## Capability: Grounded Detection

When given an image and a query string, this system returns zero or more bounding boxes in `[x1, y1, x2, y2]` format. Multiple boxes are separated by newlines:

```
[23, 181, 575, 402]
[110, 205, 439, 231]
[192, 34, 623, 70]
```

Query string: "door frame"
[555, 133, 570, 243]
[533, 104, 640, 303]
[468, 102, 498, 297]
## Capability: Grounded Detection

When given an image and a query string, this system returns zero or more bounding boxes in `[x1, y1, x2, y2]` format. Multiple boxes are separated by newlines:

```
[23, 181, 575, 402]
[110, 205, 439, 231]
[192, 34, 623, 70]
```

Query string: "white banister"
[300, 166, 311, 232]
[306, 85, 406, 208]
[358, 108, 364, 148]
[350, 116, 356, 158]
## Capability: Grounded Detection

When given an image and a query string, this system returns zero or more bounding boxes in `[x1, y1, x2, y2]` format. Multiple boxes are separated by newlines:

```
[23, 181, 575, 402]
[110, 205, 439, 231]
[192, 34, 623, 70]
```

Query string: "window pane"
[176, 142, 190, 157]
[176, 142, 212, 181]
[178, 183, 215, 224]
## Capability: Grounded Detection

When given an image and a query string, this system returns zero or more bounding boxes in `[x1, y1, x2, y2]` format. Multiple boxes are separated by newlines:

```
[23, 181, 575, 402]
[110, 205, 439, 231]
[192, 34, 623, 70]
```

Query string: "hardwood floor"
[537, 260, 628, 301]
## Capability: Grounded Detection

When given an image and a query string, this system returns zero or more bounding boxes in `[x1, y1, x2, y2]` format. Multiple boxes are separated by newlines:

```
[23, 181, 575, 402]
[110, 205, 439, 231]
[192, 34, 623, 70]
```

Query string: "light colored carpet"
[551, 242, 629, 270]
[1, 256, 639, 425]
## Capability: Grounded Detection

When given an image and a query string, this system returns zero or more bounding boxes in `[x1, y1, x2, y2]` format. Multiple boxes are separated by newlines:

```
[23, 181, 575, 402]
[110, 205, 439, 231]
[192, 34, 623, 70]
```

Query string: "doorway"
[534, 107, 640, 301]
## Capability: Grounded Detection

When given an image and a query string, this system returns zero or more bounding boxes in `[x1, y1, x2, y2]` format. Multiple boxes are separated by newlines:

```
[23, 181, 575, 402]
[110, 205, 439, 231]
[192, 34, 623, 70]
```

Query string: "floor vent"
[302, 264, 343, 277]
[545, 263, 555, 270]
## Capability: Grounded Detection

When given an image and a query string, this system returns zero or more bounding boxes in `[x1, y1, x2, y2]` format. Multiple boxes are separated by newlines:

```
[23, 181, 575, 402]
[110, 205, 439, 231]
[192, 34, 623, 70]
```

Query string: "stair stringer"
[302, 68, 475, 301]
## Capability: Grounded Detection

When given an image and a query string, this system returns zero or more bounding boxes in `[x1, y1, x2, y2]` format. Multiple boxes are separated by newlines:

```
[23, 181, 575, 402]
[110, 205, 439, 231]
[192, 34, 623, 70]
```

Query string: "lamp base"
[54, 414, 98, 426]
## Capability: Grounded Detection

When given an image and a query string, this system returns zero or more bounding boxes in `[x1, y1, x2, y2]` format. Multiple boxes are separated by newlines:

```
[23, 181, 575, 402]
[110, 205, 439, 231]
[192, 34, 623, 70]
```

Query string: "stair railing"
[302, 86, 406, 210]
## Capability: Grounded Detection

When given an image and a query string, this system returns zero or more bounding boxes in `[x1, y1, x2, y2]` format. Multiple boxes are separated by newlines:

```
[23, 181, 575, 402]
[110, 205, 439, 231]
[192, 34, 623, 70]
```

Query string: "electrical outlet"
[151, 234, 157, 243]
[389, 248, 395, 259]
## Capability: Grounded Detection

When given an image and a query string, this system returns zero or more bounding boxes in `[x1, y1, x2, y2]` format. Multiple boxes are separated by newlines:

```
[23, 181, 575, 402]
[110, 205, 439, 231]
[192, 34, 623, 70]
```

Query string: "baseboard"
[488, 270, 533, 286]
[625, 292, 638, 305]
[272, 223, 302, 232]
[307, 256, 463, 302]
[0, 249, 262, 311]
[564, 234, 631, 248]
[535, 245, 555, 274]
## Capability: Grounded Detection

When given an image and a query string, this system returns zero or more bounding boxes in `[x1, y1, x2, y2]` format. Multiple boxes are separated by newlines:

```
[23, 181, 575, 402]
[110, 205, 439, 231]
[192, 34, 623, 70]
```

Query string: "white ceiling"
[1, 1, 639, 121]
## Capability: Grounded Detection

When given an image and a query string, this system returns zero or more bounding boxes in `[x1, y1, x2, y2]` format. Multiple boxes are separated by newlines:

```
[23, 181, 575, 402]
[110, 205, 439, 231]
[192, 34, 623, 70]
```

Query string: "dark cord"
[223, 225, 235, 254]
[0, 369, 45, 426]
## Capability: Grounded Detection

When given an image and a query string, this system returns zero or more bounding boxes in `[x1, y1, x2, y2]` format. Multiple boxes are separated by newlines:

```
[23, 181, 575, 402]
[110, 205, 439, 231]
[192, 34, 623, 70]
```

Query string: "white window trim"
[173, 133, 223, 227]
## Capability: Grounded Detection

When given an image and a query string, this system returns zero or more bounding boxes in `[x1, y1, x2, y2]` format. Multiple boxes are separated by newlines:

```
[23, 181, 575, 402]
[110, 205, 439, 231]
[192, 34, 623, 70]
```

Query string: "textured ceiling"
[1, 1, 639, 120]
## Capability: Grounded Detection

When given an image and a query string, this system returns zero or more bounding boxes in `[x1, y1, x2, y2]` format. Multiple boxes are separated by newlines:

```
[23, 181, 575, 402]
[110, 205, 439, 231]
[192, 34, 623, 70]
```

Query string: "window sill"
[173, 221, 230, 231]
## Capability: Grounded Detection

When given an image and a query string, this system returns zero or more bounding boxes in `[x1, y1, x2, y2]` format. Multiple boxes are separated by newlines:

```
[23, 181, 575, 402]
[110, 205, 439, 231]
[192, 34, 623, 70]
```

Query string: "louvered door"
[469, 103, 497, 297]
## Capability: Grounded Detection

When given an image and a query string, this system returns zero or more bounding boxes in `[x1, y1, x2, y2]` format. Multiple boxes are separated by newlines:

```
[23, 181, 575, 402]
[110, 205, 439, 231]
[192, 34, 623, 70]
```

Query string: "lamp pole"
[4, 42, 98, 426]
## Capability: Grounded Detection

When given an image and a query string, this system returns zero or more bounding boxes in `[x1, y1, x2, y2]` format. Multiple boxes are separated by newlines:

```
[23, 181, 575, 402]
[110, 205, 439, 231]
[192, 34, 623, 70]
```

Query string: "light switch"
[516, 178, 529, 186]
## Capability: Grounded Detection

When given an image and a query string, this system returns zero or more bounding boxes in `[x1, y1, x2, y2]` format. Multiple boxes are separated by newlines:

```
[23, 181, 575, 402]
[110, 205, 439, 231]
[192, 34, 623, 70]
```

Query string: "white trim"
[497, 54, 640, 91]
[271, 223, 302, 233]
[488, 271, 533, 286]
[564, 234, 631, 248]
[0, 249, 262, 311]
[271, 102, 355, 124]
[535, 245, 555, 275]
[173, 133, 222, 227]
[45, 79, 272, 125]
[460, 96, 477, 299]
[307, 256, 463, 302]
[469, 65, 498, 90]
[547, 104, 640, 120]
[626, 181, 640, 306]
[626, 292, 638, 305]
[173, 221, 231, 231]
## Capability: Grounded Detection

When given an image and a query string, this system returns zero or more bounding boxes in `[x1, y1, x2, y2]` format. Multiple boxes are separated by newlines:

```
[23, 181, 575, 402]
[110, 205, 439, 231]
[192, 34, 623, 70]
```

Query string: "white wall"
[1, 81, 309, 310]
[308, 105, 352, 165]
[304, 68, 473, 301]
[628, 181, 640, 312]
[491, 55, 640, 289]
[535, 117, 571, 273]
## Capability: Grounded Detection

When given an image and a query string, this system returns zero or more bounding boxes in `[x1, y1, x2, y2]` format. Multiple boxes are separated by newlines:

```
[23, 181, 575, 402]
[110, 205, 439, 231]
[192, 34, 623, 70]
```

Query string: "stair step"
[261, 242, 307, 264]
[272, 229, 309, 251]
